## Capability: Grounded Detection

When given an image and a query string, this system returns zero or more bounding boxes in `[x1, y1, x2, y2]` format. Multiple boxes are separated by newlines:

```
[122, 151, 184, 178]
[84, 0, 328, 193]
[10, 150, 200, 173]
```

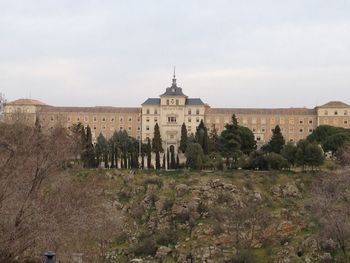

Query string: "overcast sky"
[0, 0, 349, 108]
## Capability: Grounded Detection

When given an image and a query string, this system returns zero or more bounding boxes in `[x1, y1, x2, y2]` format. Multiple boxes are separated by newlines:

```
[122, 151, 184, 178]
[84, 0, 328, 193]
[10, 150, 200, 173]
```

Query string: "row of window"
[324, 110, 348, 116]
[322, 119, 349, 125]
[144, 108, 201, 115]
[206, 117, 315, 125]
[52, 116, 140, 123]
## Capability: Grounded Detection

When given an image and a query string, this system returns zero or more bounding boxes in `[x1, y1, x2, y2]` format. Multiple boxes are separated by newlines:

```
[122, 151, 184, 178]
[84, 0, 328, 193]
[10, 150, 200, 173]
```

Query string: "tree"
[219, 114, 242, 168]
[0, 93, 5, 122]
[170, 146, 176, 169]
[162, 153, 166, 169]
[185, 143, 205, 169]
[152, 123, 163, 170]
[95, 133, 108, 168]
[305, 142, 325, 170]
[310, 171, 350, 261]
[265, 153, 289, 170]
[179, 123, 188, 153]
[195, 120, 209, 154]
[308, 125, 350, 154]
[264, 125, 285, 153]
[208, 125, 220, 153]
[146, 138, 152, 169]
[237, 126, 256, 155]
[166, 148, 170, 169]
[82, 125, 96, 168]
[281, 142, 297, 168]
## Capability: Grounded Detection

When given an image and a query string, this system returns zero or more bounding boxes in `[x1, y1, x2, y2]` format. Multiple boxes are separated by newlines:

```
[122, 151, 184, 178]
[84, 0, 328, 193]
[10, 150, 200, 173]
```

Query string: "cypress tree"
[176, 154, 180, 168]
[170, 146, 176, 169]
[85, 125, 95, 168]
[195, 120, 209, 154]
[166, 148, 170, 169]
[266, 125, 285, 154]
[146, 138, 152, 169]
[179, 123, 188, 153]
[152, 123, 163, 170]
[162, 153, 166, 169]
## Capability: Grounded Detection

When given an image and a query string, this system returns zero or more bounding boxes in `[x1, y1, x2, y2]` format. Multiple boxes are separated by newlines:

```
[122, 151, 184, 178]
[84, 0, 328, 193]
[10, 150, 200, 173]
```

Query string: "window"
[77, 117, 80, 122]
[102, 125, 106, 130]
[176, 99, 179, 105]
[299, 119, 304, 124]
[154, 109, 158, 114]
[146, 117, 150, 122]
[128, 127, 132, 131]
[84, 116, 89, 122]
[110, 117, 115, 122]
[154, 117, 158, 122]
[67, 116, 71, 122]
[188, 109, 192, 115]
[344, 120, 348, 125]
[335, 111, 338, 115]
[188, 117, 191, 122]
[50, 116, 54, 122]
[146, 109, 150, 114]
[262, 127, 266, 132]
[345, 110, 348, 116]
[119, 117, 124, 123]
[102, 117, 106, 122]
[289, 127, 294, 133]
[325, 110, 328, 115]
[168, 116, 177, 123]
[170, 134, 174, 139]
[137, 126, 141, 131]
[309, 128, 313, 133]
[166, 100, 169, 105]
[196, 109, 200, 115]
[128, 117, 132, 122]
[289, 118, 294, 125]
[93, 116, 97, 122]
[196, 118, 200, 123]
[146, 126, 150, 131]
[299, 128, 304, 133]
[120, 126, 123, 130]
[93, 125, 97, 130]
[309, 119, 313, 124]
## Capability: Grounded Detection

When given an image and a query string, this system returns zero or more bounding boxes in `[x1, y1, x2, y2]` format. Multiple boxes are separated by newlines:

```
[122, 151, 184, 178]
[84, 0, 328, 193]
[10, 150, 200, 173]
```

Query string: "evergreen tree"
[146, 138, 152, 169]
[185, 143, 205, 170]
[85, 125, 95, 168]
[305, 142, 325, 170]
[208, 126, 220, 153]
[162, 153, 166, 169]
[238, 126, 256, 155]
[265, 125, 285, 153]
[170, 146, 176, 169]
[176, 154, 180, 168]
[179, 123, 188, 153]
[152, 123, 163, 170]
[195, 120, 209, 154]
[95, 133, 108, 167]
[166, 148, 170, 169]
[218, 114, 242, 168]
[281, 142, 297, 168]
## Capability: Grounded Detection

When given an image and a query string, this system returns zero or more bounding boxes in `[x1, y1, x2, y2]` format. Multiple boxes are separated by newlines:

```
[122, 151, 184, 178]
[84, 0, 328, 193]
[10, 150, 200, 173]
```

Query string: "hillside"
[61, 169, 348, 263]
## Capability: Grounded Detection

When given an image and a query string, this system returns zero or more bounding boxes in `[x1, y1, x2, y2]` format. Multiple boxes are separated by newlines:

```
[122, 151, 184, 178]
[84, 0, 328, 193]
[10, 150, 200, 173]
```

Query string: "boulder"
[155, 246, 172, 259]
[175, 184, 189, 197]
[282, 183, 301, 198]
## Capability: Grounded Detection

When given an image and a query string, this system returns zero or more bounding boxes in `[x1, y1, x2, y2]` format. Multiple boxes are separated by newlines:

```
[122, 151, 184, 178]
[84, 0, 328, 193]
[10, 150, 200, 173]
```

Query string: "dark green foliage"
[195, 120, 209, 154]
[146, 138, 152, 169]
[265, 153, 289, 170]
[208, 126, 220, 153]
[219, 115, 242, 167]
[237, 126, 257, 155]
[130, 235, 158, 256]
[281, 142, 298, 167]
[264, 125, 285, 153]
[308, 125, 350, 153]
[166, 148, 170, 169]
[179, 123, 188, 153]
[95, 133, 108, 167]
[83, 125, 96, 168]
[185, 142, 205, 169]
[296, 140, 325, 170]
[152, 123, 162, 170]
[170, 146, 176, 169]
[162, 153, 166, 169]
[176, 154, 180, 168]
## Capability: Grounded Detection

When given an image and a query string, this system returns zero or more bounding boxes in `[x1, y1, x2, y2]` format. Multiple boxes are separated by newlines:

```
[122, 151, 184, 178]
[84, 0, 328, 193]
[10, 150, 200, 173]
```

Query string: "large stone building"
[3, 74, 350, 150]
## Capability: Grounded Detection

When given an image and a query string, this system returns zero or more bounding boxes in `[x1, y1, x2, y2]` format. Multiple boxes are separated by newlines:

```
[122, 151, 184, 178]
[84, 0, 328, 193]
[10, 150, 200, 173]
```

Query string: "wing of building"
[3, 75, 350, 149]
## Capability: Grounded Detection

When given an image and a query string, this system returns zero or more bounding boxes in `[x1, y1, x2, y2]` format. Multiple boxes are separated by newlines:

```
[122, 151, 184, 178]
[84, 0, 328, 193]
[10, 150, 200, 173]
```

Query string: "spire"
[172, 66, 177, 86]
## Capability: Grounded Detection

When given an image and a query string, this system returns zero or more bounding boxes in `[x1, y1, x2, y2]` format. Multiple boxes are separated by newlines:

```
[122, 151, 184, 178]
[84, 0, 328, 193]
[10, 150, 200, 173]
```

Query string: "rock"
[210, 179, 224, 188]
[271, 185, 282, 197]
[130, 259, 143, 262]
[155, 246, 172, 259]
[223, 183, 235, 191]
[319, 253, 333, 263]
[282, 183, 301, 198]
[253, 191, 262, 202]
[112, 200, 123, 209]
[175, 184, 189, 197]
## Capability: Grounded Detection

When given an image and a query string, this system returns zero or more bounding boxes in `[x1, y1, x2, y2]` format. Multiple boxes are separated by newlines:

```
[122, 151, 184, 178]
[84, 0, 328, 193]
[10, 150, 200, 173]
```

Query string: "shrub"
[130, 236, 158, 256]
[228, 250, 256, 263]
[143, 177, 163, 188]
[265, 153, 289, 170]
[157, 229, 178, 246]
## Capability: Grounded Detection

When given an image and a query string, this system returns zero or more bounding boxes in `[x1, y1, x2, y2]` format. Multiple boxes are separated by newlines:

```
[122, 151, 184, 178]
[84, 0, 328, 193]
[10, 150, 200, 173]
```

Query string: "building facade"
[3, 75, 350, 150]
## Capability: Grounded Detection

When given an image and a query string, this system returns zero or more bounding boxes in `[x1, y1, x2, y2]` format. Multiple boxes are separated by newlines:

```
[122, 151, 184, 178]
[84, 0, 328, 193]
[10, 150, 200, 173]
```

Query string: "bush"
[228, 250, 256, 263]
[143, 177, 163, 188]
[130, 236, 158, 256]
[157, 229, 178, 246]
[265, 153, 289, 170]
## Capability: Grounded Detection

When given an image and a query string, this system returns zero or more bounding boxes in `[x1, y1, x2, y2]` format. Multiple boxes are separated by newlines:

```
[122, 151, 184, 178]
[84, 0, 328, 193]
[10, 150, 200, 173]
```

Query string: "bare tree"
[310, 170, 350, 261]
[0, 122, 121, 262]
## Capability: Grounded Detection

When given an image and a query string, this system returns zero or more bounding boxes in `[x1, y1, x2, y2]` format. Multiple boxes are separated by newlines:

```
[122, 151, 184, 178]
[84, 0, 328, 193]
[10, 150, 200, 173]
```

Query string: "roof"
[142, 98, 161, 105]
[7, 99, 48, 106]
[39, 106, 141, 114]
[186, 98, 205, 105]
[207, 108, 316, 116]
[160, 86, 187, 97]
[318, 101, 350, 108]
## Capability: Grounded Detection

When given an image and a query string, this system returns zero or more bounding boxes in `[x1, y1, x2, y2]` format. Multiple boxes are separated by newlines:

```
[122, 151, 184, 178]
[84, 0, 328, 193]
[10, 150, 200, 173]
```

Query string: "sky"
[0, 0, 349, 108]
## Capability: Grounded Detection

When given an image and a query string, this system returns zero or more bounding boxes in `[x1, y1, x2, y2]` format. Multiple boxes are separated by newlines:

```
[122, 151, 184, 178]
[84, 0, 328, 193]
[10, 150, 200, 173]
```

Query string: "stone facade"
[3, 75, 350, 148]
